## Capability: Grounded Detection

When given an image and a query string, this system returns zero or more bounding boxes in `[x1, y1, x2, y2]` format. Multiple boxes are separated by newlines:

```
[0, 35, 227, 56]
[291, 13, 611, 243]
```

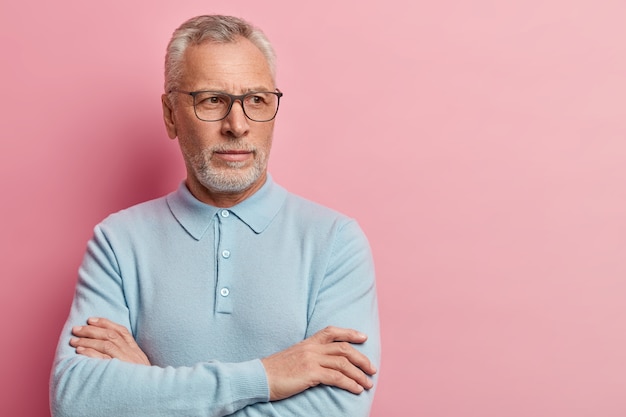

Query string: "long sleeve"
[228, 220, 381, 416]
[50, 179, 380, 417]
[50, 225, 270, 417]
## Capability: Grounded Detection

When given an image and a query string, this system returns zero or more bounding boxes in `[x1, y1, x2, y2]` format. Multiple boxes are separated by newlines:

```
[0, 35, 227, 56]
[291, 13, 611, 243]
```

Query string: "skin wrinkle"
[163, 36, 276, 206]
[183, 140, 267, 193]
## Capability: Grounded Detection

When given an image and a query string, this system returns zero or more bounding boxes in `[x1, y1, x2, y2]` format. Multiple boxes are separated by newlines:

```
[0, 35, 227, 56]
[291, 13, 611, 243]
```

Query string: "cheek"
[177, 121, 221, 148]
[255, 125, 275, 150]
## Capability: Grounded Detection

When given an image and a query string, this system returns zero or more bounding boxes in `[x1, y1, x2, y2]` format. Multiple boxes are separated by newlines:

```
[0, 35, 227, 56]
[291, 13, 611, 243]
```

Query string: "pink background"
[1, 1, 626, 416]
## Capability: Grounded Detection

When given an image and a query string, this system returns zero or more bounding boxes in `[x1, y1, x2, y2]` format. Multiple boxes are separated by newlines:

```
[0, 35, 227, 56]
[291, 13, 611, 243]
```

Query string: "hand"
[70, 317, 151, 365]
[261, 326, 376, 401]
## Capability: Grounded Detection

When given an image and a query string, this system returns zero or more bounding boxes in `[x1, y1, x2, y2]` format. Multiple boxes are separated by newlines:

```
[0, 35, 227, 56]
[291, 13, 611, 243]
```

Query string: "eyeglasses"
[170, 89, 283, 122]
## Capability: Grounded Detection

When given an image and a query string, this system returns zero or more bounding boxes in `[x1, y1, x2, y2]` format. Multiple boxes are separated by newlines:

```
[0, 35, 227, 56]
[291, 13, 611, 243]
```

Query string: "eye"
[195, 93, 228, 107]
[245, 93, 269, 106]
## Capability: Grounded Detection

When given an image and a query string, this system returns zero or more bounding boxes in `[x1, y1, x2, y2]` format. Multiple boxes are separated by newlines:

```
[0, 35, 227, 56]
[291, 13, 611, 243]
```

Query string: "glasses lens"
[193, 92, 231, 121]
[242, 92, 280, 122]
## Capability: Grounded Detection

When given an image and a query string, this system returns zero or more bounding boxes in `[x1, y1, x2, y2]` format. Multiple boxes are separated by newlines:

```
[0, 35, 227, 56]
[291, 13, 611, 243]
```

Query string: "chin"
[199, 169, 262, 193]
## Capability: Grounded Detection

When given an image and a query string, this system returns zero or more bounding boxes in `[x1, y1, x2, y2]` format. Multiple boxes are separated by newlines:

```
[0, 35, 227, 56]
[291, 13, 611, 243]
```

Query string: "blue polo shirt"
[51, 175, 380, 416]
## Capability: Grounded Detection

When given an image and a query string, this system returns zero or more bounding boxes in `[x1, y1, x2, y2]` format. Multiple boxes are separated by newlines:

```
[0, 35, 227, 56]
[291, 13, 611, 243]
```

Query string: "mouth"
[213, 149, 253, 163]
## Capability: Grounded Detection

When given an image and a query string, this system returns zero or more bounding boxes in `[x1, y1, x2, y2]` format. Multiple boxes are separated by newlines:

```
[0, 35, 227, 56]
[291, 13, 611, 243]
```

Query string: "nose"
[221, 100, 249, 139]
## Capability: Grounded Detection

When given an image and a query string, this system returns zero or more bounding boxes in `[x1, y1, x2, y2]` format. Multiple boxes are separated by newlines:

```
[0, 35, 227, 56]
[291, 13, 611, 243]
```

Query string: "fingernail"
[72, 326, 82, 333]
[69, 337, 79, 345]
[88, 317, 99, 323]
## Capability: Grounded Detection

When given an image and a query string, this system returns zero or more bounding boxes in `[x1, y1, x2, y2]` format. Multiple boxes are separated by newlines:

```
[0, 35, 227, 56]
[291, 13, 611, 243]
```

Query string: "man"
[50, 15, 380, 417]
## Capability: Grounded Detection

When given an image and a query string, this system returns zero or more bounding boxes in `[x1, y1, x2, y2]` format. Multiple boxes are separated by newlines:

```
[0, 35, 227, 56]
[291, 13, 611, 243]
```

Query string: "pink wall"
[2, 1, 626, 416]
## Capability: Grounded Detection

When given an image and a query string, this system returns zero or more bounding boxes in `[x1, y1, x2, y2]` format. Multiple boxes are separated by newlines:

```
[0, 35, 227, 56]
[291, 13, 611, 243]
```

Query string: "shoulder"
[282, 189, 351, 224]
[279, 189, 368, 243]
[96, 193, 171, 234]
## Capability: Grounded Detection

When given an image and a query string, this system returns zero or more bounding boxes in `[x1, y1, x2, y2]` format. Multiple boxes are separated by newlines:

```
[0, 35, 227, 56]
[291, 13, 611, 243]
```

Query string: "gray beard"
[184, 145, 267, 194]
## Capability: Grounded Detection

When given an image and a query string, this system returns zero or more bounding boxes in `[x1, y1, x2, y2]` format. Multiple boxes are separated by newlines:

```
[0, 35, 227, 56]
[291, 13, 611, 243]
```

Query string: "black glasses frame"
[169, 89, 283, 122]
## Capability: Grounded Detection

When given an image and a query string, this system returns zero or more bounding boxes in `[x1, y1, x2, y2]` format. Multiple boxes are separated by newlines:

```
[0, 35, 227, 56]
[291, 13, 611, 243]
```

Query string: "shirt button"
[222, 250, 231, 259]
[220, 287, 230, 297]
[220, 210, 230, 218]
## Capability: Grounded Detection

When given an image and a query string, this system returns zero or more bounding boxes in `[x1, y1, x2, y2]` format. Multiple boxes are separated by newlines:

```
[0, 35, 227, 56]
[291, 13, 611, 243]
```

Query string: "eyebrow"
[194, 86, 274, 93]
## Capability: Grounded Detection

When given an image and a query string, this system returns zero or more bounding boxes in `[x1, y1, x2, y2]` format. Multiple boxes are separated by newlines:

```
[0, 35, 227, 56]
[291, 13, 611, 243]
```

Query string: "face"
[162, 37, 277, 206]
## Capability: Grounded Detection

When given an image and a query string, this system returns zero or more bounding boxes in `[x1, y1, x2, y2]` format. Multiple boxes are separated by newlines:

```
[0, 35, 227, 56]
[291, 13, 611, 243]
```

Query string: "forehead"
[181, 37, 274, 91]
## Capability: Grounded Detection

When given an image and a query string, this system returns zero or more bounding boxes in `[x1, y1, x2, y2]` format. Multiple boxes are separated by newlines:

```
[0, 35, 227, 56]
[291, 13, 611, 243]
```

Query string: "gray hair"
[164, 15, 277, 96]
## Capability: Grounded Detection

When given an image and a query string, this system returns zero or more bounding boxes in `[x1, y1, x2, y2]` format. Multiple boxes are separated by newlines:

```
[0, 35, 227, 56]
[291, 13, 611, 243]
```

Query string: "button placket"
[215, 210, 234, 314]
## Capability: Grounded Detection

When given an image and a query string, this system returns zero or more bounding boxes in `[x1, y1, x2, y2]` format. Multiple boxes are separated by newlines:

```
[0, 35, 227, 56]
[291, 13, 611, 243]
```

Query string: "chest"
[123, 222, 321, 366]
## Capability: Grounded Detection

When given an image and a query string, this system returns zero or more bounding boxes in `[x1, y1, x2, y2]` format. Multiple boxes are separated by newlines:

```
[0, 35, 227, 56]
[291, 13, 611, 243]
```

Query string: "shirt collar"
[166, 174, 287, 240]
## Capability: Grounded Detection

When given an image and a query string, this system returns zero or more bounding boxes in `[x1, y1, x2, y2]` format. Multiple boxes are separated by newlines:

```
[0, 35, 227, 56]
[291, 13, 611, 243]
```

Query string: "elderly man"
[51, 15, 380, 416]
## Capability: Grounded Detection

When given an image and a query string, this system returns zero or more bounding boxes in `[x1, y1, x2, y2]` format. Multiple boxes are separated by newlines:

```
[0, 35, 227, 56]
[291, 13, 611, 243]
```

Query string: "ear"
[161, 94, 178, 139]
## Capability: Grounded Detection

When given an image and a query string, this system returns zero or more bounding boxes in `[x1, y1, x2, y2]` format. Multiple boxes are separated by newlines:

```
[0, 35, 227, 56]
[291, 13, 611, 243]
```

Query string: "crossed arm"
[71, 318, 376, 401]
[52, 216, 379, 416]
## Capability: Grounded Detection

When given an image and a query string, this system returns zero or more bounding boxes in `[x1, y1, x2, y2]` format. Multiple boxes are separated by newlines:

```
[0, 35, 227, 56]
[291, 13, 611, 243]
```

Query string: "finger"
[71, 333, 150, 365]
[324, 341, 377, 375]
[71, 322, 150, 365]
[87, 318, 139, 347]
[310, 326, 368, 344]
[70, 336, 122, 359]
[319, 353, 374, 389]
[74, 346, 113, 360]
[316, 367, 369, 394]
[72, 324, 111, 339]
[87, 317, 125, 332]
